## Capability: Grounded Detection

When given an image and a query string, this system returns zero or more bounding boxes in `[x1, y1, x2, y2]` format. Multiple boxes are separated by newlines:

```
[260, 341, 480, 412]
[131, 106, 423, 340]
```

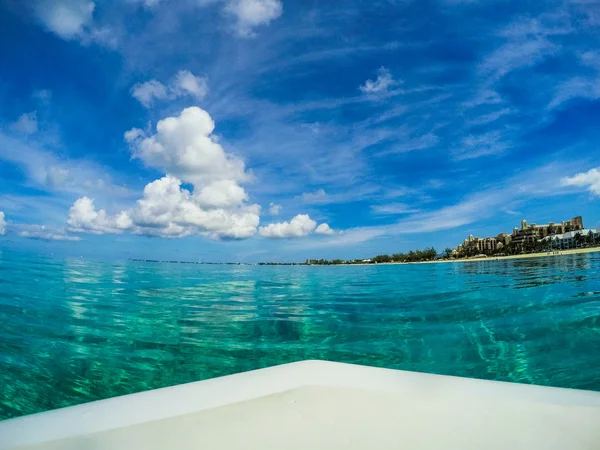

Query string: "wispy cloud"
[307, 161, 585, 248]
[546, 51, 600, 109]
[371, 203, 419, 215]
[298, 186, 380, 205]
[4, 0, 600, 260]
[376, 132, 439, 156]
[17, 224, 81, 241]
[453, 130, 512, 160]
[0, 132, 132, 200]
[359, 67, 398, 94]
[11, 112, 38, 134]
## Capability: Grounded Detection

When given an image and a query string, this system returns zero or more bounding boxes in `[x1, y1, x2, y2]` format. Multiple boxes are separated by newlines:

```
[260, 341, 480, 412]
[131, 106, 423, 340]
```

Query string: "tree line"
[307, 247, 438, 265]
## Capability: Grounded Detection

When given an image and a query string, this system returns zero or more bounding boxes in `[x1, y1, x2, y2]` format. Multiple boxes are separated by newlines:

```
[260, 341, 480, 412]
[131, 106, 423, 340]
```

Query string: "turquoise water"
[1, 250, 600, 420]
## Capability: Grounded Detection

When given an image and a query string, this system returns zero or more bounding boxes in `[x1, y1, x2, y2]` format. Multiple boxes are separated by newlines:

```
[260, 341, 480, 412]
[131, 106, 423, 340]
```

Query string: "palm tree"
[574, 232, 584, 249]
[586, 233, 594, 247]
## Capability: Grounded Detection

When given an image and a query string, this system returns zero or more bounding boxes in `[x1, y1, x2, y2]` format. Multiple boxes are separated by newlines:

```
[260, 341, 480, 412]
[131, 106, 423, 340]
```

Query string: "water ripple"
[0, 251, 600, 420]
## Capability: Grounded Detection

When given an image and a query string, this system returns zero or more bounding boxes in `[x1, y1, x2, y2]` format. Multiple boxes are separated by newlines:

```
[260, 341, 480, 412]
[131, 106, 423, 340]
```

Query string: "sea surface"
[1, 249, 600, 420]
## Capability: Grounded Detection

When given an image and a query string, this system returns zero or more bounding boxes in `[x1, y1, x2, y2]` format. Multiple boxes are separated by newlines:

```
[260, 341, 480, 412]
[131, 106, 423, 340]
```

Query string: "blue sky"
[0, 0, 599, 262]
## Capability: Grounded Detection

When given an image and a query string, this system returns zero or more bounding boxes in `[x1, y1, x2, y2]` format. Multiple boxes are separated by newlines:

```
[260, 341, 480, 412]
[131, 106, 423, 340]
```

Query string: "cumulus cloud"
[68, 107, 260, 240]
[0, 211, 5, 235]
[226, 0, 283, 37]
[561, 168, 600, 196]
[360, 67, 397, 94]
[68, 177, 260, 239]
[131, 71, 208, 108]
[315, 223, 335, 235]
[12, 112, 38, 134]
[125, 106, 249, 185]
[67, 197, 131, 234]
[269, 202, 282, 215]
[33, 0, 115, 47]
[259, 214, 317, 238]
[128, 176, 259, 239]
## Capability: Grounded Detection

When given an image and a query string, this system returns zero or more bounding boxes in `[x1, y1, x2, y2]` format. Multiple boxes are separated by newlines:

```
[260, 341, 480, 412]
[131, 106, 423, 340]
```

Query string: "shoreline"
[327, 247, 600, 266]
[428, 246, 600, 264]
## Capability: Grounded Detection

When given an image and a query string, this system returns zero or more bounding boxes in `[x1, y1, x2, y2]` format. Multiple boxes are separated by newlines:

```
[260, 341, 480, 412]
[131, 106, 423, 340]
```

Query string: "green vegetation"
[306, 247, 438, 265]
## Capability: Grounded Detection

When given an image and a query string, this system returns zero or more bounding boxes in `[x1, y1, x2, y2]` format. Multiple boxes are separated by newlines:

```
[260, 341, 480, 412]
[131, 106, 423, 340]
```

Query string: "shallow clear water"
[1, 249, 600, 420]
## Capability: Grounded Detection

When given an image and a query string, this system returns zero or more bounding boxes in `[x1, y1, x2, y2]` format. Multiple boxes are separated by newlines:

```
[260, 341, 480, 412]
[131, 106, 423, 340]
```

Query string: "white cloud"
[68, 177, 261, 239]
[18, 225, 81, 241]
[129, 176, 260, 239]
[0, 211, 5, 235]
[33, 1, 119, 48]
[259, 214, 317, 238]
[69, 107, 261, 240]
[360, 67, 397, 94]
[561, 168, 600, 196]
[67, 197, 131, 234]
[268, 202, 282, 215]
[131, 71, 208, 108]
[315, 223, 335, 235]
[82, 26, 119, 48]
[12, 112, 38, 134]
[301, 189, 327, 203]
[131, 80, 169, 107]
[125, 107, 248, 186]
[194, 179, 249, 208]
[226, 0, 283, 37]
[35, 0, 95, 39]
[172, 70, 209, 100]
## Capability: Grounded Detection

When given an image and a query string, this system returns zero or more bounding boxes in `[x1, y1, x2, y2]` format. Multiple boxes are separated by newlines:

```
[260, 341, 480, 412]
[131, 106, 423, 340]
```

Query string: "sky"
[0, 0, 599, 263]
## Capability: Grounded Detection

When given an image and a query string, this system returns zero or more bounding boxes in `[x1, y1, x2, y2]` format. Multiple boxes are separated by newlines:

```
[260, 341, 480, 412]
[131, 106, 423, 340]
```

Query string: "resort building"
[541, 228, 600, 250]
[510, 216, 584, 249]
[456, 233, 511, 254]
[456, 216, 584, 253]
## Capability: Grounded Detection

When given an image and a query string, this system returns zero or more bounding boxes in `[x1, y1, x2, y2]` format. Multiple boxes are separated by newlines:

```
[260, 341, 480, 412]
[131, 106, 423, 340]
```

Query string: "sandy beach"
[335, 247, 600, 266]
[423, 247, 600, 264]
